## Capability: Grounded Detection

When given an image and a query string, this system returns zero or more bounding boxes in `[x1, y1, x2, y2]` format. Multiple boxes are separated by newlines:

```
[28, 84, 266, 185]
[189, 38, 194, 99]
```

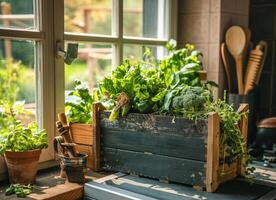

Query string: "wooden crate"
[70, 123, 94, 169]
[92, 103, 249, 192]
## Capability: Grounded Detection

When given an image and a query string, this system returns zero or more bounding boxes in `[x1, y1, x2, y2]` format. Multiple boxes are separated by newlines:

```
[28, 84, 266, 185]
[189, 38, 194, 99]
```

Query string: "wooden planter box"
[70, 123, 94, 169]
[92, 103, 249, 192]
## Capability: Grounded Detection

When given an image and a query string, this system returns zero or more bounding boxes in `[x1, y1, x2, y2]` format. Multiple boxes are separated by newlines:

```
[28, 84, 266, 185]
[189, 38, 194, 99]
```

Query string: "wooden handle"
[58, 113, 68, 126]
[235, 56, 244, 95]
[221, 43, 232, 92]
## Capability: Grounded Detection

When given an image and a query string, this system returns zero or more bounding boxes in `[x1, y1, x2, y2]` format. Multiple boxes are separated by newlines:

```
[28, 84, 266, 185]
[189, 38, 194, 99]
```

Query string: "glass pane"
[0, 39, 36, 124]
[0, 0, 35, 30]
[123, 0, 166, 38]
[123, 44, 166, 61]
[65, 43, 113, 93]
[64, 0, 112, 35]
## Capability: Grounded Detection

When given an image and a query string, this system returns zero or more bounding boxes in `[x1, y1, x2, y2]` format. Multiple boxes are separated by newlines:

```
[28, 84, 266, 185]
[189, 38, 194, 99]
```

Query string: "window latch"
[56, 41, 78, 65]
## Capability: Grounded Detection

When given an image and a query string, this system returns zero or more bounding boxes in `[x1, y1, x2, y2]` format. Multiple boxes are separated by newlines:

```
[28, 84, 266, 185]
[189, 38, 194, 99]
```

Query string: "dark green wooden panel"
[100, 111, 208, 137]
[102, 148, 206, 186]
[101, 128, 207, 161]
[250, 5, 275, 40]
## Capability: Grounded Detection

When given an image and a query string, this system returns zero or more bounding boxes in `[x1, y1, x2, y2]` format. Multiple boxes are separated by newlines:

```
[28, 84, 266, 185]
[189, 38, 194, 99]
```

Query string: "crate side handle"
[206, 112, 220, 192]
[237, 103, 249, 176]
[93, 102, 105, 171]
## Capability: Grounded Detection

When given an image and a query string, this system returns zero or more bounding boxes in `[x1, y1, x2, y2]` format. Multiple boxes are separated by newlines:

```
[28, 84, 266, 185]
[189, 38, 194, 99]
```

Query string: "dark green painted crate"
[92, 103, 249, 192]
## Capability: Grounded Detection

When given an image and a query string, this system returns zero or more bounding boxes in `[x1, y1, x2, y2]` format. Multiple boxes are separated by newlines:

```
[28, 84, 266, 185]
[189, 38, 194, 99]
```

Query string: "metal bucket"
[60, 153, 88, 183]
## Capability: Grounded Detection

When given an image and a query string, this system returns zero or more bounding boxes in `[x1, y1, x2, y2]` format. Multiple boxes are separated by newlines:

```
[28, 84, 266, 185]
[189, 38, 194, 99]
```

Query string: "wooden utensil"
[244, 41, 267, 94]
[56, 122, 76, 157]
[256, 41, 268, 84]
[221, 43, 232, 92]
[226, 26, 247, 94]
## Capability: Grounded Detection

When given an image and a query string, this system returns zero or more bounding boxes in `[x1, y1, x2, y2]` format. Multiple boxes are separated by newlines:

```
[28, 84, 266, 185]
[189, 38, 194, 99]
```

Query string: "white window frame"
[64, 0, 178, 65]
[0, 0, 57, 177]
[55, 0, 178, 110]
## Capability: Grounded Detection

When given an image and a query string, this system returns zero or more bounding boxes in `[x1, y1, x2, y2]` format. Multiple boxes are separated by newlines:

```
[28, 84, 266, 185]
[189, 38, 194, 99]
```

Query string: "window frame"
[0, 0, 178, 178]
[63, 0, 178, 66]
[0, 0, 56, 166]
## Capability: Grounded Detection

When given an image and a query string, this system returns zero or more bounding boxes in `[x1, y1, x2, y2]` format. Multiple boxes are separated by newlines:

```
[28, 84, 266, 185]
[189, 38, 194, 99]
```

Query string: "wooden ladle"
[226, 26, 247, 95]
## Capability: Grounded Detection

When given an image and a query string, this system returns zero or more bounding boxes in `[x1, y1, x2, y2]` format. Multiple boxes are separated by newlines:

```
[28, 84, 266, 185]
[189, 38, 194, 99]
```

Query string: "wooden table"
[0, 168, 107, 200]
[0, 166, 275, 200]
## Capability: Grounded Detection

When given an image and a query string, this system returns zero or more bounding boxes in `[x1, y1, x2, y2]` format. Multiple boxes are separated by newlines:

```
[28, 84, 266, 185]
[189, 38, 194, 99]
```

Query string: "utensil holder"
[60, 153, 88, 183]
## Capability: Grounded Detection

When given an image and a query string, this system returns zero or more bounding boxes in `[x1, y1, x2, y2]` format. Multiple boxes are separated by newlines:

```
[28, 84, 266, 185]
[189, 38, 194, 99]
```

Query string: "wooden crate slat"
[101, 128, 207, 161]
[206, 112, 220, 192]
[102, 147, 206, 186]
[100, 111, 208, 137]
[70, 123, 93, 146]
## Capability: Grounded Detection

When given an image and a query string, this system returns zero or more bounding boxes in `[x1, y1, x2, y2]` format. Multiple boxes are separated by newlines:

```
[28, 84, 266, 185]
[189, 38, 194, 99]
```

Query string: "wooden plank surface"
[84, 181, 157, 200]
[100, 111, 208, 161]
[85, 174, 274, 200]
[102, 147, 206, 186]
[70, 123, 93, 146]
[93, 103, 105, 171]
[100, 111, 208, 136]
[93, 172, 126, 183]
[206, 112, 220, 192]
[257, 188, 276, 200]
[102, 128, 207, 161]
[0, 169, 107, 200]
[29, 182, 83, 200]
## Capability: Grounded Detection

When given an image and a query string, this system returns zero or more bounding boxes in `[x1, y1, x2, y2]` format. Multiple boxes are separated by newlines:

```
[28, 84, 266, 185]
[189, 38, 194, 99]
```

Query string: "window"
[63, 0, 177, 92]
[0, 0, 177, 173]
[0, 0, 55, 164]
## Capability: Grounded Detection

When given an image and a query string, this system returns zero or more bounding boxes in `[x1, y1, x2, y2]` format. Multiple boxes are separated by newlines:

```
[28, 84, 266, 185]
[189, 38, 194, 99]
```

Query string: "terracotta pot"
[4, 149, 41, 184]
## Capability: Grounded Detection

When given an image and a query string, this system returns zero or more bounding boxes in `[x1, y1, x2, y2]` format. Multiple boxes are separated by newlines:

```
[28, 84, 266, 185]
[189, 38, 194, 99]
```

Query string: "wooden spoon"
[221, 43, 232, 92]
[226, 26, 247, 95]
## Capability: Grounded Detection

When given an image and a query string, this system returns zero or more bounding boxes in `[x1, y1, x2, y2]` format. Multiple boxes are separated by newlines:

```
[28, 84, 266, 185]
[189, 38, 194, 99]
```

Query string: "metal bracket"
[56, 41, 78, 65]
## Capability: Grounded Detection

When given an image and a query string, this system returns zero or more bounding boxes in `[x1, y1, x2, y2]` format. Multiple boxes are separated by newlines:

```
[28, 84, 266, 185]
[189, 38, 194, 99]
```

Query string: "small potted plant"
[0, 101, 48, 184]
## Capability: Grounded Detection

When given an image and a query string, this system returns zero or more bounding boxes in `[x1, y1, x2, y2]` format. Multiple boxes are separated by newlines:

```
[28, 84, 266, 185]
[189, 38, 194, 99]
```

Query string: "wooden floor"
[0, 166, 275, 200]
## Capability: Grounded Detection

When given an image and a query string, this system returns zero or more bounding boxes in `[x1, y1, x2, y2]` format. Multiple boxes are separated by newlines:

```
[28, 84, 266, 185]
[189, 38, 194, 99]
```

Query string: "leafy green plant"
[99, 41, 204, 121]
[65, 80, 97, 124]
[162, 87, 251, 174]
[6, 184, 33, 198]
[98, 40, 252, 175]
[0, 101, 48, 155]
[0, 59, 21, 103]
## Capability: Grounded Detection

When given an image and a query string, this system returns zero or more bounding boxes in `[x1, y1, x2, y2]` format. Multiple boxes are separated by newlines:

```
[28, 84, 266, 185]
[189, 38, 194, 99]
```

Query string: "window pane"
[123, 0, 166, 38]
[0, 0, 36, 30]
[0, 39, 36, 124]
[123, 44, 166, 61]
[64, 0, 112, 35]
[65, 43, 113, 92]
